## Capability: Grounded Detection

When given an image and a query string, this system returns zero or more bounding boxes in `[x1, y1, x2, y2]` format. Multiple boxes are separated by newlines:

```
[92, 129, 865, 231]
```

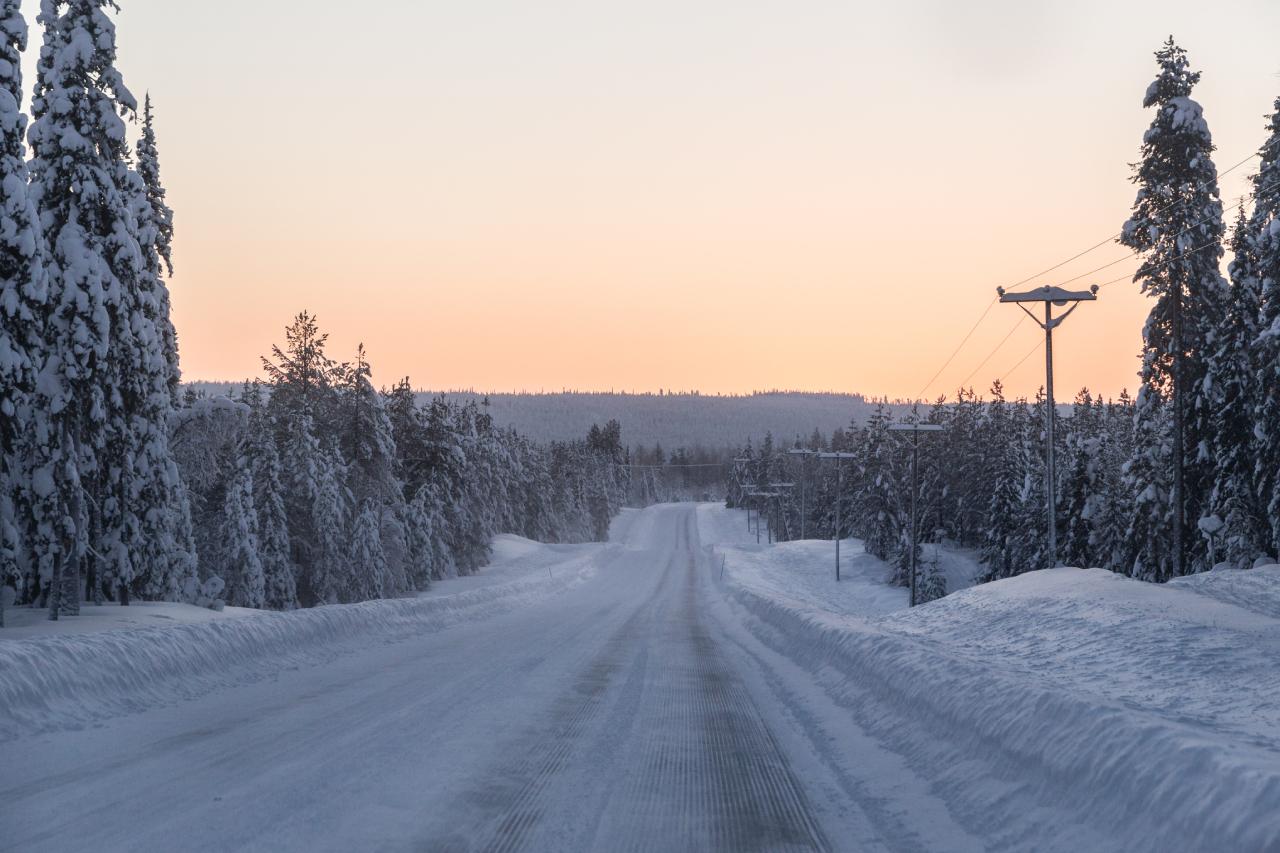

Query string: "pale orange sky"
[75, 0, 1280, 400]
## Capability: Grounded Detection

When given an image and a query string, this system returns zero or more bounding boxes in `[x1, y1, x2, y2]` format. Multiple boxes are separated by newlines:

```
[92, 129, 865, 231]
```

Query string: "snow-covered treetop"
[1120, 37, 1222, 259]
[1141, 37, 1199, 108]
[136, 92, 172, 276]
[28, 0, 144, 410]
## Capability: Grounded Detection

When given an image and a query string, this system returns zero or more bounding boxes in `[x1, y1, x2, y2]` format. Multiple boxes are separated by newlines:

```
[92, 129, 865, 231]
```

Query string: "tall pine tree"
[1251, 97, 1280, 562]
[1119, 38, 1226, 579]
[1205, 209, 1266, 566]
[28, 0, 147, 615]
[0, 0, 42, 626]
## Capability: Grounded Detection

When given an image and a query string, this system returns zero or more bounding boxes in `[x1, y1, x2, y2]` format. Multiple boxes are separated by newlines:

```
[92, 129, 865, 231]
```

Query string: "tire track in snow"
[437, 532, 681, 853]
[447, 507, 828, 852]
[595, 510, 828, 852]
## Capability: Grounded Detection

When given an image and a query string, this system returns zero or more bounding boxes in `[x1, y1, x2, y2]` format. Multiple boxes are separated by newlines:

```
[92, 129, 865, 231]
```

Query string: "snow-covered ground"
[701, 503, 1280, 851]
[0, 531, 610, 740]
[4, 502, 1280, 852]
[697, 502, 908, 618]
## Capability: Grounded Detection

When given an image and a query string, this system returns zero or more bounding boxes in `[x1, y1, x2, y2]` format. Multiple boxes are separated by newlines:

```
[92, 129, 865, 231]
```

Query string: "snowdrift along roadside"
[704, 512, 1280, 849]
[0, 541, 608, 741]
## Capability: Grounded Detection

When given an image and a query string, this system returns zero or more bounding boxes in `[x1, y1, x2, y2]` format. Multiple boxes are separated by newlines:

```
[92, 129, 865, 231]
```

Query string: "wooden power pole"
[997, 284, 1098, 570]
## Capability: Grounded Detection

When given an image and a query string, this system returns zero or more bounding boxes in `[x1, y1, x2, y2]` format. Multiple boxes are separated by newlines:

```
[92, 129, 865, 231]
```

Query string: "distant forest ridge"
[414, 391, 888, 449]
[186, 384, 912, 450]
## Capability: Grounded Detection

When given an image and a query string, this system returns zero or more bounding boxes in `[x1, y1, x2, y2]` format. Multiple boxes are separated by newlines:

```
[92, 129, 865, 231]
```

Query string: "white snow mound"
[0, 542, 607, 740]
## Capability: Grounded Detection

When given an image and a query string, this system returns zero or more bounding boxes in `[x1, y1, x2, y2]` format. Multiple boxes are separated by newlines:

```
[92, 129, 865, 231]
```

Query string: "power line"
[913, 150, 1264, 400]
[958, 315, 1027, 389]
[915, 297, 997, 400]
[999, 338, 1043, 384]
[1000, 152, 1259, 293]
[1034, 171, 1280, 294]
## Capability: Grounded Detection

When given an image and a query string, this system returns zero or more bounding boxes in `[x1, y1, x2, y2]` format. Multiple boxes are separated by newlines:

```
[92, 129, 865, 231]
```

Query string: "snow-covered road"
[0, 504, 902, 852]
[6, 502, 1278, 852]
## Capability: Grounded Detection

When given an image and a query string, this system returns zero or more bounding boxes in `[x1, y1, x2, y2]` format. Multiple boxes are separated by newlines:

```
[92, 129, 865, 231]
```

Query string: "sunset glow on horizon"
[89, 0, 1280, 401]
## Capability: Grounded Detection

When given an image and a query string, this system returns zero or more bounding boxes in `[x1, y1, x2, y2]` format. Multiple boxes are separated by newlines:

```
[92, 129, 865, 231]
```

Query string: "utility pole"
[787, 448, 819, 539]
[997, 284, 1098, 570]
[888, 423, 945, 607]
[818, 452, 857, 581]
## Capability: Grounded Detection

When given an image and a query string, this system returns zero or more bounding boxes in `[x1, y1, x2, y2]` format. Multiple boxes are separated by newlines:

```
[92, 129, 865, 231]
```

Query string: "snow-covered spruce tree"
[1088, 391, 1136, 573]
[28, 0, 143, 615]
[244, 385, 296, 609]
[1205, 209, 1267, 567]
[855, 403, 901, 568]
[937, 387, 984, 546]
[280, 410, 347, 605]
[0, 0, 44, 626]
[1059, 389, 1103, 568]
[401, 486, 437, 589]
[1010, 393, 1048, 574]
[262, 313, 346, 603]
[1251, 97, 1280, 562]
[131, 93, 178, 405]
[338, 345, 409, 595]
[1124, 389, 1173, 579]
[339, 344, 399, 506]
[347, 501, 388, 602]
[1119, 38, 1227, 579]
[979, 382, 1023, 581]
[216, 454, 265, 609]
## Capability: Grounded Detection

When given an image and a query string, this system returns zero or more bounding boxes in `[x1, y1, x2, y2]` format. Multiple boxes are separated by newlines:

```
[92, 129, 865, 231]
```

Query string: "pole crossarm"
[996, 284, 1098, 304]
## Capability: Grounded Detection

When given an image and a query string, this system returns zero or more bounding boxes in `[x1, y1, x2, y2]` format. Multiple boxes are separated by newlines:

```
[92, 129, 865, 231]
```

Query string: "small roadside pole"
[787, 448, 820, 539]
[887, 423, 945, 607]
[997, 284, 1098, 569]
[818, 452, 857, 581]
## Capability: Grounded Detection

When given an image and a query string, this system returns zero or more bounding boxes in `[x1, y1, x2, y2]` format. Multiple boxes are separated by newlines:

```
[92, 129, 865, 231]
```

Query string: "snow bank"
[1168, 563, 1280, 620]
[0, 542, 608, 741]
[705, 505, 1280, 850]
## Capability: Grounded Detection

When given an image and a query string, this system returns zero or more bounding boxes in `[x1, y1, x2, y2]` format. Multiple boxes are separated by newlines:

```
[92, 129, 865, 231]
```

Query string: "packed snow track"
[0, 505, 846, 852]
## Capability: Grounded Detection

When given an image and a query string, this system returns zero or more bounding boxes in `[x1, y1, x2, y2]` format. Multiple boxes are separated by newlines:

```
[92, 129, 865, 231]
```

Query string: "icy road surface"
[1, 504, 942, 852]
